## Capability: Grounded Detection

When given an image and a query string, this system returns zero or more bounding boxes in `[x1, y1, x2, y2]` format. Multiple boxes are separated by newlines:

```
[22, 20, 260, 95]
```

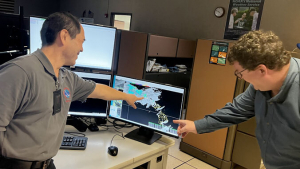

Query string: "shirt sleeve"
[194, 84, 256, 134]
[0, 64, 30, 132]
[229, 15, 234, 29]
[71, 72, 96, 102]
[252, 13, 259, 31]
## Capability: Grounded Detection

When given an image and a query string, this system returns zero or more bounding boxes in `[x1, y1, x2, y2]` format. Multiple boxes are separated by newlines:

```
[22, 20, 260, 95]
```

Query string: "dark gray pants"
[0, 156, 55, 169]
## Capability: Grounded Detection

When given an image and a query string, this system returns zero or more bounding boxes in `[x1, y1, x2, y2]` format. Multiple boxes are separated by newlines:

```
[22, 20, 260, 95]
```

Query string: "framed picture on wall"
[224, 0, 265, 40]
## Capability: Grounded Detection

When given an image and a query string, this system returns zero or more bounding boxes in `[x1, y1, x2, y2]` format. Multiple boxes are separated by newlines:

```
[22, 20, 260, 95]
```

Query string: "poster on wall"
[224, 0, 265, 40]
[209, 42, 229, 66]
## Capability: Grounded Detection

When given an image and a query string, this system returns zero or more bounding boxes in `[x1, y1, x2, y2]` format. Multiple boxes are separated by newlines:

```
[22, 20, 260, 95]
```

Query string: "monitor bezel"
[109, 75, 186, 138]
[29, 15, 117, 71]
[68, 71, 112, 118]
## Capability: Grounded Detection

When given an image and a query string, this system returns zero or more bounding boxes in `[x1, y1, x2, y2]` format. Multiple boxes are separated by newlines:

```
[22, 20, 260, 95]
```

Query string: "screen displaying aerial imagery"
[109, 75, 185, 137]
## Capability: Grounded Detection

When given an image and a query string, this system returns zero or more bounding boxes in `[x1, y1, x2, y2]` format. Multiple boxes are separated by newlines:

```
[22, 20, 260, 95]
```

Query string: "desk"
[53, 126, 175, 169]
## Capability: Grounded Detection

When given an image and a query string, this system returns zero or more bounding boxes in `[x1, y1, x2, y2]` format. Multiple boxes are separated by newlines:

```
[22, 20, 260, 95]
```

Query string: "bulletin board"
[209, 42, 229, 66]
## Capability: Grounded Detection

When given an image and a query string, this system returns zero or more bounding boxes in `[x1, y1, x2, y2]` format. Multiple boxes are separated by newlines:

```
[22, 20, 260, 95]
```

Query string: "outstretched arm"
[88, 84, 143, 109]
[173, 84, 256, 137]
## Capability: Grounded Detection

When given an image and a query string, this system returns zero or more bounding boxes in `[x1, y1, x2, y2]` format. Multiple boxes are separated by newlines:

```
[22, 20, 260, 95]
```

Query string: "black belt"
[0, 156, 52, 169]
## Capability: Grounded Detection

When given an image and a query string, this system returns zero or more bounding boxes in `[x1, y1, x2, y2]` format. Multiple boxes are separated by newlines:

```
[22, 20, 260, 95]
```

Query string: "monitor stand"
[66, 116, 88, 132]
[125, 126, 162, 145]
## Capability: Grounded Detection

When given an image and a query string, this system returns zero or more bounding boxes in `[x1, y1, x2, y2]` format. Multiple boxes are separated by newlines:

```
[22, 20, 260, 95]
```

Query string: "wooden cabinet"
[180, 39, 236, 169]
[177, 39, 196, 58]
[117, 30, 148, 79]
[232, 132, 261, 169]
[148, 35, 178, 57]
[145, 72, 191, 89]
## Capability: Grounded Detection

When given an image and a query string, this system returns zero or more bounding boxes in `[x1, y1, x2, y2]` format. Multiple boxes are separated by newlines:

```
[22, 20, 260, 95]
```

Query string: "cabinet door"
[183, 39, 236, 159]
[232, 132, 261, 169]
[117, 31, 148, 79]
[148, 35, 178, 57]
[177, 39, 196, 58]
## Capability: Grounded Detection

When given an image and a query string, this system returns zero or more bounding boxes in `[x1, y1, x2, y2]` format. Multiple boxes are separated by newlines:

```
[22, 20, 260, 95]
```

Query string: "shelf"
[145, 72, 190, 75]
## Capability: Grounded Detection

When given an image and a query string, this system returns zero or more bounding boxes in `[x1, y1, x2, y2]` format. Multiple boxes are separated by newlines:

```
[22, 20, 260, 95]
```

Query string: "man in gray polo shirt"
[0, 12, 143, 169]
[174, 31, 300, 169]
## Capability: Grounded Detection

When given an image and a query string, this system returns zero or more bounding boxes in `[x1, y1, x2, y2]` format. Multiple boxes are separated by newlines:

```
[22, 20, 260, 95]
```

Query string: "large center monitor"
[68, 72, 111, 117]
[30, 16, 116, 70]
[109, 75, 185, 144]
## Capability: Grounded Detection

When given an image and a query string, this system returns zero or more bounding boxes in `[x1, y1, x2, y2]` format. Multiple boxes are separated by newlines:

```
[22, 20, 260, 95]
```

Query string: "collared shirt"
[195, 58, 300, 169]
[0, 49, 96, 161]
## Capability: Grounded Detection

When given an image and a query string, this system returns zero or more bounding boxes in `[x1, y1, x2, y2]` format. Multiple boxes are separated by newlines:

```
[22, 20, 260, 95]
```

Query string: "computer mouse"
[108, 146, 118, 156]
[88, 123, 99, 132]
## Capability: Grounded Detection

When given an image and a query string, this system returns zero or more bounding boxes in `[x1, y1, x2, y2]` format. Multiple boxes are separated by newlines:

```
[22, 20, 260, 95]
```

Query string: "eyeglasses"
[234, 69, 246, 79]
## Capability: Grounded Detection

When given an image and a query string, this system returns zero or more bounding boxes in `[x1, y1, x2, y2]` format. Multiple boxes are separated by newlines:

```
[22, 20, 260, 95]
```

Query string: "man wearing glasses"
[174, 31, 300, 169]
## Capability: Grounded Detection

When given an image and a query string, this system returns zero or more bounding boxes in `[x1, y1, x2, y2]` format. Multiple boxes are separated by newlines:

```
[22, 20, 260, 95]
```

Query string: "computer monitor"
[29, 16, 45, 54]
[109, 75, 185, 145]
[68, 72, 111, 118]
[30, 16, 116, 70]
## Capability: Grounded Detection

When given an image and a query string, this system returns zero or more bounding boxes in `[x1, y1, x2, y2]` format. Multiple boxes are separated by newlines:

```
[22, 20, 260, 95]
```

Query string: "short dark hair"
[228, 31, 291, 71]
[40, 12, 81, 47]
[250, 8, 256, 12]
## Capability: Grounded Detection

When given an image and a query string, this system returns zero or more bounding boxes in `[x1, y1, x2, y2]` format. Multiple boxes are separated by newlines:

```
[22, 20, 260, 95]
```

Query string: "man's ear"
[257, 64, 267, 76]
[58, 29, 69, 45]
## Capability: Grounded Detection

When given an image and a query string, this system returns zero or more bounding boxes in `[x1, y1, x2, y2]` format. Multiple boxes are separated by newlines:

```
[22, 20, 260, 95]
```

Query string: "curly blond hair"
[228, 31, 291, 70]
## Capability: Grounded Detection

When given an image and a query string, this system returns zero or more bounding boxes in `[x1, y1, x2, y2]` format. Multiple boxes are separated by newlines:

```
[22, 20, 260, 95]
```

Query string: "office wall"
[259, 0, 300, 52]
[59, 0, 300, 52]
[14, 0, 60, 17]
[59, 0, 229, 41]
[59, 0, 110, 25]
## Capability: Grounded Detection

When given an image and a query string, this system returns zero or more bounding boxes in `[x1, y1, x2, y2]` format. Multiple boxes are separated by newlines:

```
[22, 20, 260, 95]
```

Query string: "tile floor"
[166, 136, 217, 169]
[164, 110, 217, 169]
[118, 109, 217, 169]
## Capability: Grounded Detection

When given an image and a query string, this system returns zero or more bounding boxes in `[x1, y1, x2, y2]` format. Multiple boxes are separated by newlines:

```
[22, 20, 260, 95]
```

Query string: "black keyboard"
[60, 136, 88, 150]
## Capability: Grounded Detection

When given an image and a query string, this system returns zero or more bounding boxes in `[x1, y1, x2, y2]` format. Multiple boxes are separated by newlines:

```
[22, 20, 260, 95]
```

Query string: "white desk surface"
[53, 125, 175, 169]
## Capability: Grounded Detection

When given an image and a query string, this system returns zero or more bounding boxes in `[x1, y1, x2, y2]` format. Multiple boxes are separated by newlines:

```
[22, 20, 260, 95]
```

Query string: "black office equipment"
[88, 123, 99, 132]
[60, 136, 88, 150]
[0, 6, 29, 64]
[109, 75, 185, 145]
[68, 72, 111, 118]
[66, 116, 88, 132]
[107, 146, 118, 156]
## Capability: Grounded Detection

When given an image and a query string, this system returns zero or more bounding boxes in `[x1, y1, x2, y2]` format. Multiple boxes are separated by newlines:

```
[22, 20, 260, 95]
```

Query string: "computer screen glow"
[109, 75, 185, 137]
[30, 17, 116, 70]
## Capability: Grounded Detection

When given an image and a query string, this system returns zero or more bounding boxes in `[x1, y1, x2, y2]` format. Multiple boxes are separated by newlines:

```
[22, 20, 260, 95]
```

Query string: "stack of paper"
[175, 64, 187, 72]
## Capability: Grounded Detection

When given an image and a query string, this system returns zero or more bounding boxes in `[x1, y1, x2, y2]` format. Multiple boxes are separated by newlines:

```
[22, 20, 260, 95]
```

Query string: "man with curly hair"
[174, 31, 300, 169]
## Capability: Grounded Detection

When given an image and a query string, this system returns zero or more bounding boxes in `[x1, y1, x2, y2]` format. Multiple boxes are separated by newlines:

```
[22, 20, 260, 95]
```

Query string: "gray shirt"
[195, 58, 300, 169]
[0, 49, 96, 161]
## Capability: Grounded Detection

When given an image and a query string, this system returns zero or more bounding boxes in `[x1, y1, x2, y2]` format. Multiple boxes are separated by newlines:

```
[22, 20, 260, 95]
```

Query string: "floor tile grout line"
[173, 161, 198, 169]
[185, 158, 194, 163]
[168, 154, 193, 163]
[173, 162, 186, 169]
[184, 162, 198, 169]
